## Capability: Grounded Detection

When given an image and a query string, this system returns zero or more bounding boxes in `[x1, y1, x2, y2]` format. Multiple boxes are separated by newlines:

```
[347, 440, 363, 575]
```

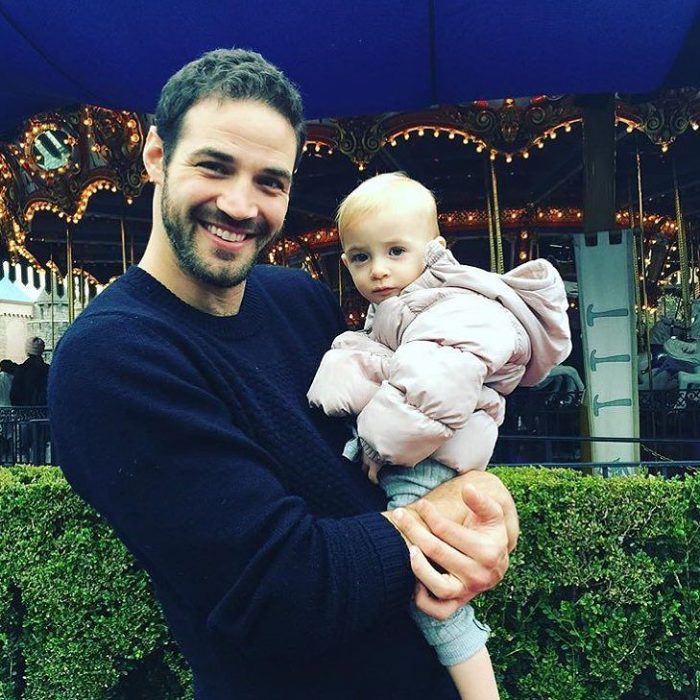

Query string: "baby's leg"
[380, 462, 497, 699]
[450, 647, 499, 700]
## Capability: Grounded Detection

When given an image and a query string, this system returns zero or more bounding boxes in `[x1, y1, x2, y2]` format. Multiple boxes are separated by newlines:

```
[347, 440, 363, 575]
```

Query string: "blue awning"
[0, 0, 698, 137]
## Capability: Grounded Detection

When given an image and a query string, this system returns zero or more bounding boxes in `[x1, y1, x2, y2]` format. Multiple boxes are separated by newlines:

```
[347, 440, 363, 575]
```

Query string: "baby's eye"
[350, 252, 369, 264]
[388, 247, 405, 256]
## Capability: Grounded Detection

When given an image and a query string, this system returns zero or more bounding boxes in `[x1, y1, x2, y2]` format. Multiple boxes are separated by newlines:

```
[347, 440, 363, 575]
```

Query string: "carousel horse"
[532, 365, 585, 406]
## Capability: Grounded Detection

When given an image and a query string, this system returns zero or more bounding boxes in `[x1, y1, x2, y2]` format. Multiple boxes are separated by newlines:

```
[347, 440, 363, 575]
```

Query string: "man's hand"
[384, 471, 518, 620]
[425, 470, 519, 553]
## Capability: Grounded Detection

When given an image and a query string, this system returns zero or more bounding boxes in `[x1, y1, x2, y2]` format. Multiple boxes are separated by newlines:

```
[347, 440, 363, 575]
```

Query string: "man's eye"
[259, 177, 285, 191]
[389, 247, 405, 256]
[198, 161, 226, 174]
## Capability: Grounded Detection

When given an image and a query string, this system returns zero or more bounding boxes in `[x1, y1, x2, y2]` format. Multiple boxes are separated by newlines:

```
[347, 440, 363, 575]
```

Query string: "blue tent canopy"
[0, 0, 698, 137]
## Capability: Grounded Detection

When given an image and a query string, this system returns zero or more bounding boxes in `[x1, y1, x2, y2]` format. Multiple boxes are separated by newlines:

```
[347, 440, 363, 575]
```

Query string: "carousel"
[1, 89, 699, 468]
[0, 1, 699, 468]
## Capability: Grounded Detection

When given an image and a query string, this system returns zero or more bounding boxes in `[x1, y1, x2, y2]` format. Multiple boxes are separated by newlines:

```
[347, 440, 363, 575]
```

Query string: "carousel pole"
[120, 198, 128, 274]
[49, 254, 55, 352]
[576, 95, 640, 470]
[337, 255, 343, 305]
[79, 267, 86, 309]
[635, 151, 654, 357]
[634, 151, 657, 438]
[489, 159, 505, 273]
[672, 160, 692, 330]
[484, 160, 496, 272]
[583, 96, 616, 236]
[65, 224, 75, 324]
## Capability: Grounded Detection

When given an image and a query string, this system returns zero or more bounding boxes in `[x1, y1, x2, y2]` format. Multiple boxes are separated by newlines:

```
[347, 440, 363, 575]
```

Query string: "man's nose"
[217, 178, 259, 221]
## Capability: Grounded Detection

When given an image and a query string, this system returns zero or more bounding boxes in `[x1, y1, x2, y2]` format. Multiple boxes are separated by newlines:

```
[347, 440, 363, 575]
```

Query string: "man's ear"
[340, 252, 350, 269]
[435, 235, 447, 249]
[143, 126, 166, 186]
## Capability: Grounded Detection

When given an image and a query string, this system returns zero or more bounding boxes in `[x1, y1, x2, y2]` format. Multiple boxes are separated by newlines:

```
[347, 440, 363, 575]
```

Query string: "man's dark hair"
[155, 48, 306, 168]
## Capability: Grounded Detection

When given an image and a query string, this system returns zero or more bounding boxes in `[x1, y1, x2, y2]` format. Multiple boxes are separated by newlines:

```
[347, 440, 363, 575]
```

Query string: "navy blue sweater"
[48, 265, 458, 699]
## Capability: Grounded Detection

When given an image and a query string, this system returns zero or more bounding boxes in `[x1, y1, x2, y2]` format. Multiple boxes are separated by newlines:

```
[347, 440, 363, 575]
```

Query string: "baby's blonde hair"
[336, 172, 439, 244]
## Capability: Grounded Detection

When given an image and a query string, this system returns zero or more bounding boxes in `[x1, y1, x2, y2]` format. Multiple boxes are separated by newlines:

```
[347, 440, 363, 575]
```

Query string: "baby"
[308, 173, 571, 699]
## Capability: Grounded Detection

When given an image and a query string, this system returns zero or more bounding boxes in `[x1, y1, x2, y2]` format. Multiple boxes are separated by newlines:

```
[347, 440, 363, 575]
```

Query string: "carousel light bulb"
[418, 129, 425, 137]
[433, 130, 439, 137]
[490, 152, 496, 161]
[522, 151, 529, 159]
[506, 154, 513, 163]
[476, 145, 484, 153]
[693, 122, 699, 131]
[404, 132, 410, 140]
[565, 124, 572, 132]
[537, 141, 545, 149]
[550, 131, 557, 140]
[661, 144, 669, 153]
[449, 132, 455, 140]
[390, 139, 397, 146]
[314, 144, 321, 153]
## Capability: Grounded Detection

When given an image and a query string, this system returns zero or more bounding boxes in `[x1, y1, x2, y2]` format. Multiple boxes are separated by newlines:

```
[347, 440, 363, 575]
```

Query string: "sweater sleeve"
[48, 314, 413, 661]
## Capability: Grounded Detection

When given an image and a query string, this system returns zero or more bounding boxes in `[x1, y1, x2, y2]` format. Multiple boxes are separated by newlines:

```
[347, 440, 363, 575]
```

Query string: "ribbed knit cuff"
[411, 603, 490, 666]
[353, 512, 414, 618]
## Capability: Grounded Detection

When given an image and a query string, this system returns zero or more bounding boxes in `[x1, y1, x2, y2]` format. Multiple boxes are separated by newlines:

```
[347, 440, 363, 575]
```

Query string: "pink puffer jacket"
[308, 241, 571, 471]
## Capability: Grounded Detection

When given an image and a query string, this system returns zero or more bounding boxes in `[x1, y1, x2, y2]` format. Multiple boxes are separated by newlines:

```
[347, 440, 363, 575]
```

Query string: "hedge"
[0, 466, 697, 699]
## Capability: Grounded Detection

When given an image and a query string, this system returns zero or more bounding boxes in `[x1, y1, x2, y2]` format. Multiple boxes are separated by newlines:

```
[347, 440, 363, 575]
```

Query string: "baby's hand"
[361, 452, 381, 484]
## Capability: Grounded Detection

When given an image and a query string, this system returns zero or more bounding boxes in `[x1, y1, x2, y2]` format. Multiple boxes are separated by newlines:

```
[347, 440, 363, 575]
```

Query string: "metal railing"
[492, 388, 700, 476]
[1, 390, 698, 475]
[0, 407, 52, 466]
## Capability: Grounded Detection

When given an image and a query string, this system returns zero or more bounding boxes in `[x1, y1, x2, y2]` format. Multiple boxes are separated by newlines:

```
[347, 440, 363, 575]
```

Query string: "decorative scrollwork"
[617, 89, 700, 147]
[335, 116, 388, 169]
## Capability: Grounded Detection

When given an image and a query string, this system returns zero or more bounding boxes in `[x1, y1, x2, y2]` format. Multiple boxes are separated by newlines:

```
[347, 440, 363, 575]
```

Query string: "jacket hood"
[402, 241, 572, 385]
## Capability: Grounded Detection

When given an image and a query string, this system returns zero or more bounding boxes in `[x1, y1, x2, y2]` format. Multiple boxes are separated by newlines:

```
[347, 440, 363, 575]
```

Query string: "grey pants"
[380, 460, 491, 666]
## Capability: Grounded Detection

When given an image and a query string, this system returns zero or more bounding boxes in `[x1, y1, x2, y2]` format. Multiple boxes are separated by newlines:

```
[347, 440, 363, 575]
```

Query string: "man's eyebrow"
[190, 147, 234, 162]
[261, 166, 293, 184]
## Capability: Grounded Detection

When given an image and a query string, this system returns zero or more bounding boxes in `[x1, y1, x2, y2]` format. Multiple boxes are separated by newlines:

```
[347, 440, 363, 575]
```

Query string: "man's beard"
[161, 181, 279, 288]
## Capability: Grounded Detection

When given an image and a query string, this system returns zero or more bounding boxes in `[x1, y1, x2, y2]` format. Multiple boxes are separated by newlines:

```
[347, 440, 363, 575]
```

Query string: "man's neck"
[139, 233, 246, 317]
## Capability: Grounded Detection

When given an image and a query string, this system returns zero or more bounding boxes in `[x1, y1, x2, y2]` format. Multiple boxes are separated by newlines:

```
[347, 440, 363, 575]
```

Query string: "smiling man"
[48, 49, 517, 700]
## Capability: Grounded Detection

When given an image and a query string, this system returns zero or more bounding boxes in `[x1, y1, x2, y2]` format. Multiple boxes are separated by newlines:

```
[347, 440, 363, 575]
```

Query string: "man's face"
[341, 205, 436, 305]
[157, 99, 297, 289]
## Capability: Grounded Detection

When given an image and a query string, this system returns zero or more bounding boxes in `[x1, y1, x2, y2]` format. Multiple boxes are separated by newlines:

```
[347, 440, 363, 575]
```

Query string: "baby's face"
[341, 206, 437, 304]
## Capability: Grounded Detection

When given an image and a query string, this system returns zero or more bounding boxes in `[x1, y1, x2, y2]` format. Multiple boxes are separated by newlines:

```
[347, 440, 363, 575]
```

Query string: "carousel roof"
[0, 0, 699, 137]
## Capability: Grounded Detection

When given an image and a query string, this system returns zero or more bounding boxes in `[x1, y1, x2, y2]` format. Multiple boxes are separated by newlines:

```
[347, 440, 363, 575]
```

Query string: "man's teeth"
[205, 223, 247, 242]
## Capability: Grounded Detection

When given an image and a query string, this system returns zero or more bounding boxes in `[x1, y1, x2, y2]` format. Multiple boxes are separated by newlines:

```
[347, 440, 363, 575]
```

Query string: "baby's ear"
[435, 236, 447, 249]
[340, 252, 350, 269]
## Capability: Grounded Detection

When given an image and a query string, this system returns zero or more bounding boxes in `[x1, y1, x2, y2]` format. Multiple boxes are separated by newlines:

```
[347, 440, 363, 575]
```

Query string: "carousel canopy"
[0, 0, 699, 137]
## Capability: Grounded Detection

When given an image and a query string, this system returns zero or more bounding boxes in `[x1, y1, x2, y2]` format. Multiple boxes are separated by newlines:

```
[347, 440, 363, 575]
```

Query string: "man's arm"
[48, 314, 414, 662]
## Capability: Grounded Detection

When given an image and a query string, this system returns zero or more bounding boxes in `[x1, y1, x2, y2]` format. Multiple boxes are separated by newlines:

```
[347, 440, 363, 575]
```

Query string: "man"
[11, 337, 49, 406]
[49, 49, 518, 699]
